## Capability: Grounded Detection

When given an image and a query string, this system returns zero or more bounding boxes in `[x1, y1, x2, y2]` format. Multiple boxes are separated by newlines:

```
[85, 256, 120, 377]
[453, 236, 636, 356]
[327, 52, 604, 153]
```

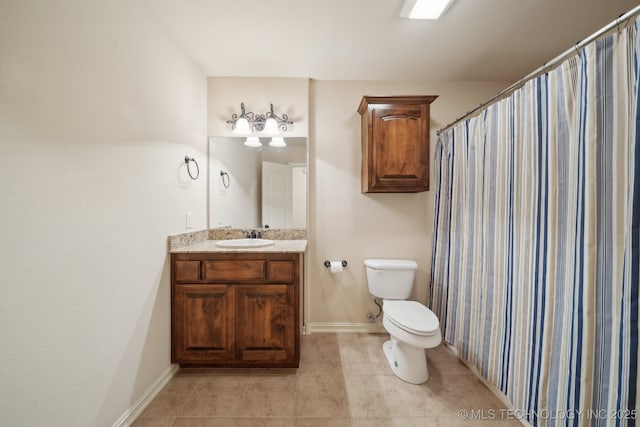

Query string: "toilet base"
[382, 338, 429, 384]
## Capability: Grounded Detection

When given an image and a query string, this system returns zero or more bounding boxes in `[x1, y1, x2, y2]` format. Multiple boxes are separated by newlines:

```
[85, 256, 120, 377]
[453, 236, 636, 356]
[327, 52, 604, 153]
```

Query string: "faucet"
[245, 229, 262, 239]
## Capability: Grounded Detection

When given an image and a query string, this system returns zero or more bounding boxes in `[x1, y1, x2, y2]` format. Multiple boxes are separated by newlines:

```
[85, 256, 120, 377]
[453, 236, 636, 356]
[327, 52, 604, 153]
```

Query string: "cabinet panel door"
[235, 284, 295, 363]
[371, 106, 427, 190]
[358, 96, 436, 193]
[173, 284, 234, 362]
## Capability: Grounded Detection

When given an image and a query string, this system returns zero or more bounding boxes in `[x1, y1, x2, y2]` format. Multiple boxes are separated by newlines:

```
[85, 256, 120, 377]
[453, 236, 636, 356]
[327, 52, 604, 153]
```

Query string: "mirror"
[208, 136, 307, 229]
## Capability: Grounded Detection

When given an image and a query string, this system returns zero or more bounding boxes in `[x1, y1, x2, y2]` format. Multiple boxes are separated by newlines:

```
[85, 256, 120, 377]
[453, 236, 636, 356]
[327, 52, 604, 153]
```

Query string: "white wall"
[0, 1, 206, 426]
[307, 80, 508, 330]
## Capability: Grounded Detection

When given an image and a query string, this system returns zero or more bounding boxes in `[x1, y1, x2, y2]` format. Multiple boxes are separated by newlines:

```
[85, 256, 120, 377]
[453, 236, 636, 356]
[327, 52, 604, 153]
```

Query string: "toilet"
[364, 259, 442, 384]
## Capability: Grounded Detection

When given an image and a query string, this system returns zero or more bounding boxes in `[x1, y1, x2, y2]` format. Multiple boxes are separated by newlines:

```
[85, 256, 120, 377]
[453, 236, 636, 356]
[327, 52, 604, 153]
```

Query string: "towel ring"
[220, 170, 230, 188]
[184, 156, 199, 180]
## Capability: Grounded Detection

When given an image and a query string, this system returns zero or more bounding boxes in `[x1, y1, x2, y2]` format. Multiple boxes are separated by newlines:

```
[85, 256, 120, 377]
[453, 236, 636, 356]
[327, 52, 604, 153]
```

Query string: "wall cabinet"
[171, 252, 301, 368]
[358, 95, 437, 193]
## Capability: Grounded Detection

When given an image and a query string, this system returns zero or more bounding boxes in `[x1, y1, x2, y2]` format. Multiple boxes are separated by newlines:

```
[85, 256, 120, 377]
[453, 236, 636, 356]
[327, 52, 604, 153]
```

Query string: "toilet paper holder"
[324, 260, 348, 268]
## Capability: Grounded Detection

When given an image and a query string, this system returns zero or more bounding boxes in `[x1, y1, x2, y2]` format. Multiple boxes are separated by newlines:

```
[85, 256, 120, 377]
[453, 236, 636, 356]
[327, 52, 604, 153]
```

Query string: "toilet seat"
[383, 300, 440, 337]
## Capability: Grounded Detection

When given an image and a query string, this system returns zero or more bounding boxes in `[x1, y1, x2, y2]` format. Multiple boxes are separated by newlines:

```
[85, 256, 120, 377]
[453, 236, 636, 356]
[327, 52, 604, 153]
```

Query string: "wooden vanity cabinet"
[173, 284, 235, 363]
[358, 95, 438, 193]
[171, 252, 301, 368]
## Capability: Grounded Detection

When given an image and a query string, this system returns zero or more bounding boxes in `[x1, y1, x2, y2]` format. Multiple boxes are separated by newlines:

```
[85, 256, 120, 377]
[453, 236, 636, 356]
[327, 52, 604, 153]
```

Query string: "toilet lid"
[383, 300, 440, 336]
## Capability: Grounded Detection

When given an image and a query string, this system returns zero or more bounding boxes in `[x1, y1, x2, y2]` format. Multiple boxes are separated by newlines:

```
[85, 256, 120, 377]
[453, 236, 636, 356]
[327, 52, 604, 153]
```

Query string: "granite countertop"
[170, 239, 307, 253]
[168, 228, 307, 253]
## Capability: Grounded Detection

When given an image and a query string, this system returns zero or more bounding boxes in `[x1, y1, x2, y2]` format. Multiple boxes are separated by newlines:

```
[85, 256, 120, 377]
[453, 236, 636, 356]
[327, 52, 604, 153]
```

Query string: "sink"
[215, 238, 275, 248]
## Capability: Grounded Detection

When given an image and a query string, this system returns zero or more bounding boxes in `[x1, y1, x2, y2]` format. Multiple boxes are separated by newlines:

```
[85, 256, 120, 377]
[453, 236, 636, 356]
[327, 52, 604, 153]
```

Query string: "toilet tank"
[364, 259, 418, 299]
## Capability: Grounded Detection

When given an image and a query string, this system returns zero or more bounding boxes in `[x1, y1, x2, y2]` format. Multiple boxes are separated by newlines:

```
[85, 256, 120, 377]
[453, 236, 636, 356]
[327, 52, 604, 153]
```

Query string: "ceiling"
[145, 0, 639, 83]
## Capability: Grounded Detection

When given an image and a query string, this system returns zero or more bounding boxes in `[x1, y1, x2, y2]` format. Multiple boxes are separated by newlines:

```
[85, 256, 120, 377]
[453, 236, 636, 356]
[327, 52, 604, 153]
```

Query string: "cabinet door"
[370, 104, 428, 191]
[173, 284, 234, 363]
[235, 284, 296, 364]
[358, 96, 436, 193]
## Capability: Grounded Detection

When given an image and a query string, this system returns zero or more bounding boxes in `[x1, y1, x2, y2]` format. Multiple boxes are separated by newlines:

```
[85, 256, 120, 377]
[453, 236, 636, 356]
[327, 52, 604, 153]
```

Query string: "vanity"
[181, 98, 309, 368]
[170, 237, 306, 368]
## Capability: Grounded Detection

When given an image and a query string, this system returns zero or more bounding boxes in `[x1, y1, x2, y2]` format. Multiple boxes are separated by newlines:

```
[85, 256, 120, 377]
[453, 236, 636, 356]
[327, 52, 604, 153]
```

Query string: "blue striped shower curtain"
[431, 16, 640, 427]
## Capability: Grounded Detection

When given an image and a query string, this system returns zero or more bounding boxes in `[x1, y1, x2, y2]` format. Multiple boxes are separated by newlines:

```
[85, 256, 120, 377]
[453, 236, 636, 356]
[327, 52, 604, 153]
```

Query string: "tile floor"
[133, 333, 522, 426]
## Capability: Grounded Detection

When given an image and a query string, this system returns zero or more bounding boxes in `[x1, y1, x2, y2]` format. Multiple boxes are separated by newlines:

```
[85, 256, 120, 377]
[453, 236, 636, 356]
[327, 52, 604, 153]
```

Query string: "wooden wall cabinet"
[358, 95, 437, 193]
[171, 252, 301, 368]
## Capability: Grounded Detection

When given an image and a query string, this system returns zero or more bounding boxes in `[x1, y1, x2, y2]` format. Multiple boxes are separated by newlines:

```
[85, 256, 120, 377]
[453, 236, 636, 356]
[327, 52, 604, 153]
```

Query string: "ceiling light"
[227, 103, 293, 134]
[400, 0, 452, 20]
[243, 137, 262, 147]
[269, 137, 287, 147]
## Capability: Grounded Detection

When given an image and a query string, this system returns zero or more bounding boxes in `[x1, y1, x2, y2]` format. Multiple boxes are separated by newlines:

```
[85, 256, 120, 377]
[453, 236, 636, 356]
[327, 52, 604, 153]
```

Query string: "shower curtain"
[430, 15, 639, 427]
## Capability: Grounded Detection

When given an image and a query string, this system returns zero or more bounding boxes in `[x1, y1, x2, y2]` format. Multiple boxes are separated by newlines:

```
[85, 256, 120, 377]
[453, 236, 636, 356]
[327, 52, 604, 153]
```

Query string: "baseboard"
[306, 322, 385, 333]
[112, 363, 180, 427]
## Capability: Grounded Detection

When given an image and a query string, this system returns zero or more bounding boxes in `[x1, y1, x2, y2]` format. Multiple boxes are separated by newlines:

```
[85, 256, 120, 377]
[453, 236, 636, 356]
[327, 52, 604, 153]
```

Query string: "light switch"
[186, 211, 193, 229]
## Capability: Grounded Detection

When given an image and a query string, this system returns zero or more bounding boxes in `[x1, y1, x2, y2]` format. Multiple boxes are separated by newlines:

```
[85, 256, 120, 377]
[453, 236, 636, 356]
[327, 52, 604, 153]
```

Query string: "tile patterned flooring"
[133, 333, 522, 426]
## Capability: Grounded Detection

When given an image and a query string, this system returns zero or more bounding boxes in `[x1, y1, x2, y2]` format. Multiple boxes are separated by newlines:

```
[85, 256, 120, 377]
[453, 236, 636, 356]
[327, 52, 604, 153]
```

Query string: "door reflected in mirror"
[209, 136, 307, 229]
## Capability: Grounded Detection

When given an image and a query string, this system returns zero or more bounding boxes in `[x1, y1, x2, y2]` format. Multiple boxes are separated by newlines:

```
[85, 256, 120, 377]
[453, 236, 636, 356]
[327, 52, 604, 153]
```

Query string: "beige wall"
[206, 77, 508, 331]
[306, 80, 507, 331]
[207, 77, 309, 137]
[0, 1, 207, 426]
[0, 3, 509, 423]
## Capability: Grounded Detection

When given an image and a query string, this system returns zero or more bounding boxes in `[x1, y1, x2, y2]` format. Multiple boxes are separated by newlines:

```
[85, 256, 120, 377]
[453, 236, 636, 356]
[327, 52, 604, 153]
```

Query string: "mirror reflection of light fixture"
[244, 136, 262, 147]
[269, 136, 287, 147]
[227, 103, 294, 135]
[400, 0, 452, 19]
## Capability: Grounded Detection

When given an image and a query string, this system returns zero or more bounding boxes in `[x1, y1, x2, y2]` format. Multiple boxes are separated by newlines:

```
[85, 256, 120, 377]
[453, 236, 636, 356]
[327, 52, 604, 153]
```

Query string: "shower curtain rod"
[436, 4, 640, 136]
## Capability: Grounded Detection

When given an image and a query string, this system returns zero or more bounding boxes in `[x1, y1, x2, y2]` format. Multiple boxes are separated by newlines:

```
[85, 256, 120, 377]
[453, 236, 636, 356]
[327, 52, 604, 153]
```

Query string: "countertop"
[170, 239, 307, 253]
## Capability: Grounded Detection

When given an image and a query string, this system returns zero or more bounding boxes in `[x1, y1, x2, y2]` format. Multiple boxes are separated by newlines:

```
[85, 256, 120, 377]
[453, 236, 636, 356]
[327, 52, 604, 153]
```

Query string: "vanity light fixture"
[263, 117, 279, 135]
[233, 116, 251, 134]
[269, 136, 287, 147]
[243, 136, 263, 147]
[227, 103, 294, 135]
[400, 0, 452, 19]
